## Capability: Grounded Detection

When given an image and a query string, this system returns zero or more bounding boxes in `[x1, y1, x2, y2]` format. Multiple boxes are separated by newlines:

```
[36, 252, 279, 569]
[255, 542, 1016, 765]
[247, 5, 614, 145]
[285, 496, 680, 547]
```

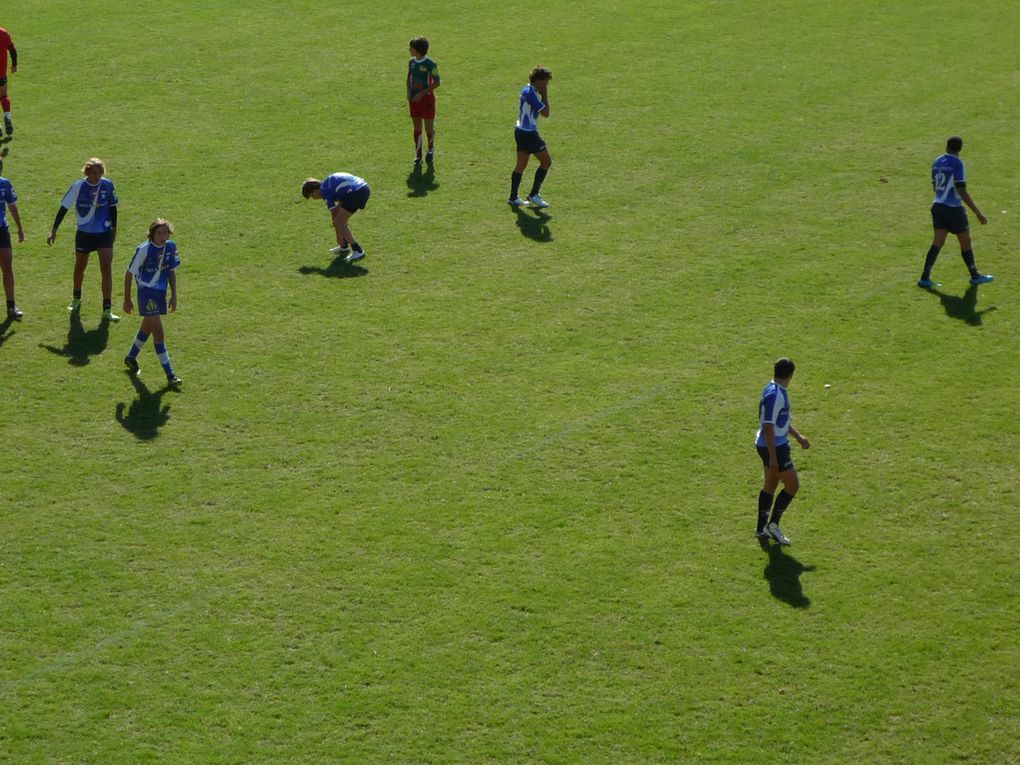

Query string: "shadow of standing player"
[115, 370, 177, 440]
[39, 314, 111, 366]
[760, 538, 814, 608]
[298, 253, 368, 279]
[406, 162, 439, 197]
[0, 314, 15, 349]
[513, 206, 553, 243]
[927, 283, 997, 327]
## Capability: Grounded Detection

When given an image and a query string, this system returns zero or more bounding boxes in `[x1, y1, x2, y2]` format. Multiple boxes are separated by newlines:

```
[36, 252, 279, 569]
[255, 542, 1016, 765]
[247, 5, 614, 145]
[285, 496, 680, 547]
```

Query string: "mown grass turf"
[1, 1, 1018, 762]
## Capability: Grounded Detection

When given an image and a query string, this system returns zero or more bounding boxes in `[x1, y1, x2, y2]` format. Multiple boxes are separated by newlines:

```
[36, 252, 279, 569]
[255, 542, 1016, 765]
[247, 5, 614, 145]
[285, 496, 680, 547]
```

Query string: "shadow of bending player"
[116, 370, 177, 440]
[40, 314, 111, 366]
[513, 206, 553, 243]
[760, 538, 814, 608]
[406, 162, 439, 197]
[928, 283, 996, 327]
[298, 253, 368, 279]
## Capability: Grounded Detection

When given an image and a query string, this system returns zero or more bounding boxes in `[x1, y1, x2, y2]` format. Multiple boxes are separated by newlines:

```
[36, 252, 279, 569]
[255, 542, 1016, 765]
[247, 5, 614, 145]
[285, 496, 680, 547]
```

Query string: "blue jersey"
[0, 176, 16, 229]
[320, 173, 368, 211]
[59, 177, 119, 233]
[755, 381, 792, 447]
[931, 153, 966, 207]
[127, 239, 180, 291]
[516, 84, 545, 132]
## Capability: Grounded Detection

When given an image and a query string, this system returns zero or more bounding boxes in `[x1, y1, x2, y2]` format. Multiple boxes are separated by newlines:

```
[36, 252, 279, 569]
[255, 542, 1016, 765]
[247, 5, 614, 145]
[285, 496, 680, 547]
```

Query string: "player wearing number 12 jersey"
[918, 136, 993, 288]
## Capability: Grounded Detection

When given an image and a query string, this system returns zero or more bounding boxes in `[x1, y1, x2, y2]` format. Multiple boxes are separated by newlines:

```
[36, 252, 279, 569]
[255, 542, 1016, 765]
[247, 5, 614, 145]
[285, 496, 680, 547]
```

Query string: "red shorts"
[409, 93, 436, 120]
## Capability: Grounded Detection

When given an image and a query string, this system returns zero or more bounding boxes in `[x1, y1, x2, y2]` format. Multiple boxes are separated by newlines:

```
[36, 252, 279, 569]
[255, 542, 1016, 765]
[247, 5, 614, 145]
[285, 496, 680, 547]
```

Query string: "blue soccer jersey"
[516, 85, 545, 132]
[127, 239, 180, 291]
[755, 381, 791, 447]
[59, 178, 119, 233]
[320, 173, 368, 211]
[0, 176, 16, 229]
[931, 153, 966, 207]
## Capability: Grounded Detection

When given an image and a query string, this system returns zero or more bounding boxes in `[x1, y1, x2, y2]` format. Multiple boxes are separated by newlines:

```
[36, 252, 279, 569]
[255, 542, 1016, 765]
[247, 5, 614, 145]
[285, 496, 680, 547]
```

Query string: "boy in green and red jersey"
[407, 37, 440, 165]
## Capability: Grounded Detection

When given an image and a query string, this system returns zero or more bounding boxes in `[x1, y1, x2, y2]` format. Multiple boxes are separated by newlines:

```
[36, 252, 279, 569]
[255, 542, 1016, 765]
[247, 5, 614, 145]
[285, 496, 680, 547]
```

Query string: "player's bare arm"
[789, 426, 810, 449]
[959, 188, 987, 225]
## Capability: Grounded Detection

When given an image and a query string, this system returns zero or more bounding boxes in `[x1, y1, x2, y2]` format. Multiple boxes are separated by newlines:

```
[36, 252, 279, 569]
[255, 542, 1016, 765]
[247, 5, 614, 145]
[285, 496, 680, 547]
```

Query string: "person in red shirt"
[0, 27, 17, 137]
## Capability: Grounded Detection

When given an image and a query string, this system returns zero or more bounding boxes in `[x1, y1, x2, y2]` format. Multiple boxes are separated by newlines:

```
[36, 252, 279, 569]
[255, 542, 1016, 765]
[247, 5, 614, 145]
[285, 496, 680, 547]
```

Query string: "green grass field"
[1, 1, 1019, 762]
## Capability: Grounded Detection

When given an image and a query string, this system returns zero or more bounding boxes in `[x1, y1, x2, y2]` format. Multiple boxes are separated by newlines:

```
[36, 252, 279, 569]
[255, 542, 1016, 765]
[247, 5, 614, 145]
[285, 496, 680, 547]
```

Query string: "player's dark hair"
[946, 135, 963, 153]
[148, 218, 174, 241]
[301, 178, 321, 199]
[529, 66, 553, 83]
[409, 37, 429, 56]
[774, 357, 796, 379]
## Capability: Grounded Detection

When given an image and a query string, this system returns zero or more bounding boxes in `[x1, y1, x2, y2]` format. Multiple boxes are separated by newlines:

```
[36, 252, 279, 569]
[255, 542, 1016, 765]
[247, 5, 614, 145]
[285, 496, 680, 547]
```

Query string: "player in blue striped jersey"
[508, 67, 553, 209]
[754, 358, 810, 545]
[301, 173, 371, 264]
[0, 157, 24, 319]
[47, 158, 121, 319]
[918, 136, 992, 289]
[122, 218, 181, 386]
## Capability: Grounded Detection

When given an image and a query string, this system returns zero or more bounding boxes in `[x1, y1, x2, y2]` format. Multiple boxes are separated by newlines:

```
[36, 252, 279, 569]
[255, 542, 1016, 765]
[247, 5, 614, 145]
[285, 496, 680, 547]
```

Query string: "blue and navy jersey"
[516, 84, 545, 132]
[127, 239, 179, 291]
[59, 177, 119, 233]
[931, 153, 966, 207]
[755, 381, 792, 447]
[0, 176, 16, 229]
[320, 173, 368, 211]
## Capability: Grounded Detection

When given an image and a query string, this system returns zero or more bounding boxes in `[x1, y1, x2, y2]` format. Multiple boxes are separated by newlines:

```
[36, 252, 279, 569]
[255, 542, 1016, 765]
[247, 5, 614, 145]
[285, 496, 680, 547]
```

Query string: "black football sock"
[757, 491, 774, 532]
[73, 289, 82, 300]
[770, 489, 795, 526]
[921, 245, 941, 279]
[510, 171, 523, 199]
[961, 249, 978, 277]
[529, 168, 548, 197]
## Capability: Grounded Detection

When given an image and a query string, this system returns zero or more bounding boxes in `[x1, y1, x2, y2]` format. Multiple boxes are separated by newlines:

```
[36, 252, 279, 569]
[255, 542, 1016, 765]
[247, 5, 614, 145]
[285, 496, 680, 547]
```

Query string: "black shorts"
[757, 444, 795, 472]
[931, 204, 969, 234]
[75, 229, 115, 253]
[340, 185, 371, 213]
[0, 225, 11, 249]
[515, 127, 547, 154]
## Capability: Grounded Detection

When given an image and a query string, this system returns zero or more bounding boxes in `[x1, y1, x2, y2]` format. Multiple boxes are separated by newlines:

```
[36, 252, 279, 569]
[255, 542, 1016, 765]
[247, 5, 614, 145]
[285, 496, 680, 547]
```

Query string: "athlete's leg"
[412, 115, 424, 160]
[98, 247, 114, 301]
[73, 251, 90, 292]
[0, 248, 14, 303]
[529, 149, 552, 198]
[921, 228, 949, 281]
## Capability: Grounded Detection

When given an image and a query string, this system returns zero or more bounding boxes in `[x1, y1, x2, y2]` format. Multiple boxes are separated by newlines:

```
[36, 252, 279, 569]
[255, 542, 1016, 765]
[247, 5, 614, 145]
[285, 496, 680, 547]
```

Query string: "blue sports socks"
[127, 330, 149, 360]
[155, 341, 175, 378]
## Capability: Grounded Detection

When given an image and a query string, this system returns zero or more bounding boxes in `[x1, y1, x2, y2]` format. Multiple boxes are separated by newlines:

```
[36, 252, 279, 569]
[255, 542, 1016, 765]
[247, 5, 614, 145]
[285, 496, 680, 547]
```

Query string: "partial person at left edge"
[0, 25, 17, 137]
[0, 155, 25, 318]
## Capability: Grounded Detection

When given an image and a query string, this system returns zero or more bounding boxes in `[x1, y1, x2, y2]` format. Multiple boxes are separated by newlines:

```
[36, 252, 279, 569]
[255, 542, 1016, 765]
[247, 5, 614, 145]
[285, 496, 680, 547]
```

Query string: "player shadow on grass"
[0, 315, 16, 349]
[927, 283, 996, 327]
[406, 163, 439, 197]
[760, 538, 814, 608]
[39, 314, 111, 366]
[512, 207, 553, 242]
[298, 254, 368, 279]
[115, 370, 178, 440]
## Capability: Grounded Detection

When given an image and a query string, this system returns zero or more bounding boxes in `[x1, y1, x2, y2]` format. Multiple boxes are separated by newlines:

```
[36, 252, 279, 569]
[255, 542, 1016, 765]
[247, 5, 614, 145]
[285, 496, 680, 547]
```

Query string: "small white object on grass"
[824, 384, 831, 389]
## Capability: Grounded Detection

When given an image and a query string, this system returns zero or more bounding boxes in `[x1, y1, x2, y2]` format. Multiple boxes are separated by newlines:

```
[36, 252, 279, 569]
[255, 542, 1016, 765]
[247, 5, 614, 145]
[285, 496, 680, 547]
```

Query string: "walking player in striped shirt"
[755, 358, 810, 546]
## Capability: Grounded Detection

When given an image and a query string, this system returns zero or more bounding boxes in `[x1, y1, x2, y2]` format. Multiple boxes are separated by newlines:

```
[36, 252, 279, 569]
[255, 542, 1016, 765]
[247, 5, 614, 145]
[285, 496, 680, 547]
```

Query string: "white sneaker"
[765, 522, 791, 545]
[329, 244, 351, 255]
[527, 194, 551, 208]
[508, 197, 529, 207]
[345, 250, 365, 264]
